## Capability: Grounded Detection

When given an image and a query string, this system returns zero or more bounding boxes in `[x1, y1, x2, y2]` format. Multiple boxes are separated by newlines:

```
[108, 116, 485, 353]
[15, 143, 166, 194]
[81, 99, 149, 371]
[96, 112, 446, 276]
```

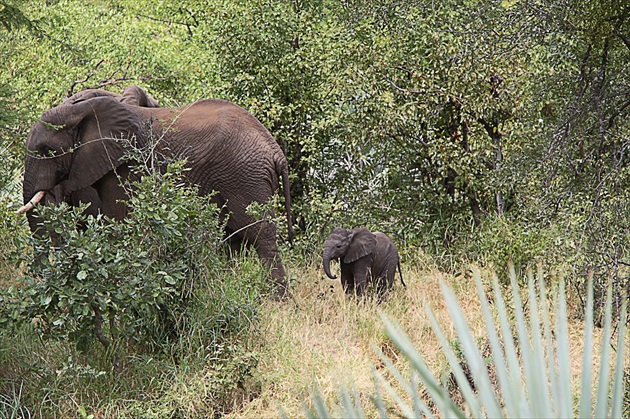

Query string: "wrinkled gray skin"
[322, 227, 404, 299]
[49, 86, 159, 214]
[22, 86, 294, 299]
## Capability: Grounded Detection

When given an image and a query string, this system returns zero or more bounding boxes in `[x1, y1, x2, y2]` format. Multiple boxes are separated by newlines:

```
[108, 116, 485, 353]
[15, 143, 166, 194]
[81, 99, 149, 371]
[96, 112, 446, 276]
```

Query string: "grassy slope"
[229, 255, 605, 417]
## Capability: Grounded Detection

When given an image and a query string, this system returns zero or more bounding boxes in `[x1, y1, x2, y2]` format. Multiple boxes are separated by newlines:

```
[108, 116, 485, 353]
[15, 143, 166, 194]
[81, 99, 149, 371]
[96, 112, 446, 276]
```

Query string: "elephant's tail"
[276, 157, 294, 246]
[398, 259, 406, 288]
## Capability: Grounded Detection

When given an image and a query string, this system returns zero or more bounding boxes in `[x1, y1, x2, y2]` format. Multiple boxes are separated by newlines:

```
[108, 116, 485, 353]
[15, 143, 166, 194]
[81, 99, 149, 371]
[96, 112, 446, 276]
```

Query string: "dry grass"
[227, 255, 613, 418]
[229, 255, 480, 417]
[1, 245, 620, 418]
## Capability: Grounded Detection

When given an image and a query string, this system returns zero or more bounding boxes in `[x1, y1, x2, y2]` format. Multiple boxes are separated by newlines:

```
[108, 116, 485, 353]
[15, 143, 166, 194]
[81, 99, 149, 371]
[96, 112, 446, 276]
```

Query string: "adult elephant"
[19, 87, 294, 298]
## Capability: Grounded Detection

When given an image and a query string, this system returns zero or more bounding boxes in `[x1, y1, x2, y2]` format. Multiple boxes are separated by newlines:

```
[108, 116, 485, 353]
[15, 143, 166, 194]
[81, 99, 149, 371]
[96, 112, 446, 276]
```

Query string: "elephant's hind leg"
[375, 275, 391, 303]
[244, 218, 289, 300]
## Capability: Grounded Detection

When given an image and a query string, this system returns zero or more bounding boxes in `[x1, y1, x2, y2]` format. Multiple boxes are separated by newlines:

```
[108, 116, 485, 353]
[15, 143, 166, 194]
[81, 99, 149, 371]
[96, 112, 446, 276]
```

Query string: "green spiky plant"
[303, 264, 627, 418]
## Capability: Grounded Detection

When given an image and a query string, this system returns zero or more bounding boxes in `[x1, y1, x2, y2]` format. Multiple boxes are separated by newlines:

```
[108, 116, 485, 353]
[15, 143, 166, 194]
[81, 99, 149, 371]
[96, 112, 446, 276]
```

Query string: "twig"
[67, 59, 105, 97]
[221, 219, 268, 243]
[136, 10, 198, 37]
[613, 27, 630, 52]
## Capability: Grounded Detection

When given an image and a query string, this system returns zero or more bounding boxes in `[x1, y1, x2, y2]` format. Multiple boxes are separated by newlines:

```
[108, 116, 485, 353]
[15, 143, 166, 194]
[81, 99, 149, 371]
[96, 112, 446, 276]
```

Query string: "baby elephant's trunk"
[322, 251, 337, 279]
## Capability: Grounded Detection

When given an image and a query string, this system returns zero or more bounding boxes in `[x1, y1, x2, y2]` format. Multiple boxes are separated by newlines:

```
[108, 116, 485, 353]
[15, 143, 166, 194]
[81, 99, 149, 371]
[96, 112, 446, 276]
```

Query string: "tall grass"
[304, 263, 627, 418]
[0, 255, 268, 418]
[1, 239, 626, 417]
[232, 257, 486, 417]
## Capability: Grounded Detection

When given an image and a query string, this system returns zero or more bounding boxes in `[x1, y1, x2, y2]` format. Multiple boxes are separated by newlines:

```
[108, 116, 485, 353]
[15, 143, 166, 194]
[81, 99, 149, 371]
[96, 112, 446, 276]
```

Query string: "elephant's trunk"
[21, 153, 60, 243]
[322, 251, 337, 279]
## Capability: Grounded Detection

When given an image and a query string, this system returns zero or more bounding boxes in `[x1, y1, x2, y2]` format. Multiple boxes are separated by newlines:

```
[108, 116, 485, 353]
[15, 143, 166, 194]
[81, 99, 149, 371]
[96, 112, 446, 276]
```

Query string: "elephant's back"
[373, 232, 398, 255]
[142, 99, 281, 154]
[141, 100, 285, 202]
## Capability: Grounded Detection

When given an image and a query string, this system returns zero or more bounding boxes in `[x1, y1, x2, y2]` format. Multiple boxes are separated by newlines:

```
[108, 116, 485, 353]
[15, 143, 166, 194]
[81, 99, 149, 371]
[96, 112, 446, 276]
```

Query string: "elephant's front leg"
[340, 262, 355, 295]
[352, 259, 371, 296]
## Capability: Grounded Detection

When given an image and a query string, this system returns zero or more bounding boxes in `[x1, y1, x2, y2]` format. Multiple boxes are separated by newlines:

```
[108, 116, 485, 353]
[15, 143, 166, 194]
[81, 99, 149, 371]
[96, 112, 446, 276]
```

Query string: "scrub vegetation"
[0, 0, 628, 417]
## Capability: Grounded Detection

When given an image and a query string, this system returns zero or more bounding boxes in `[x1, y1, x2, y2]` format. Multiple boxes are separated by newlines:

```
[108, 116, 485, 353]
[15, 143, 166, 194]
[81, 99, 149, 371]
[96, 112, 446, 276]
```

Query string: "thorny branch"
[136, 7, 199, 37]
[67, 57, 172, 97]
[67, 59, 134, 97]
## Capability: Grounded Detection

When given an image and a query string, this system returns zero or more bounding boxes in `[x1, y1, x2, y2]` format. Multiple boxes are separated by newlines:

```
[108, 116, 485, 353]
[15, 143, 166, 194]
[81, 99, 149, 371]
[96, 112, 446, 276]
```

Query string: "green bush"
[463, 216, 560, 275]
[0, 159, 270, 416]
[4, 161, 224, 353]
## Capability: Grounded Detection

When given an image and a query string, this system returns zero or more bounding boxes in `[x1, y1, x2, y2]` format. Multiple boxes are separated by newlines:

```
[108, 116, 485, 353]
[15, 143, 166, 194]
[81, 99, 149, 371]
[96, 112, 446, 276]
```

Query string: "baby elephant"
[322, 227, 405, 299]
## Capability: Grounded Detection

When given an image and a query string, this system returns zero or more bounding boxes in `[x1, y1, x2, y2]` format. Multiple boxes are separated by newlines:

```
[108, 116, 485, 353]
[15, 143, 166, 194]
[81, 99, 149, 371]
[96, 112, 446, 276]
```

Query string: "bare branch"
[613, 27, 630, 52]
[67, 59, 105, 97]
[385, 77, 427, 95]
[136, 11, 197, 37]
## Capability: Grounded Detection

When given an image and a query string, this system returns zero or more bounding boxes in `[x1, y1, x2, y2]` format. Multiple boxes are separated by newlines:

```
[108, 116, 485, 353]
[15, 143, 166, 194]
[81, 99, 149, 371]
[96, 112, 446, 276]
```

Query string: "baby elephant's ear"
[344, 228, 376, 263]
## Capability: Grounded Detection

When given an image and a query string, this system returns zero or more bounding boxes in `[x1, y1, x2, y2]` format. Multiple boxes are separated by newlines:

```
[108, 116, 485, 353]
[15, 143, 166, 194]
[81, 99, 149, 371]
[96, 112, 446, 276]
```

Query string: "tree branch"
[67, 59, 105, 97]
[137, 10, 198, 37]
[92, 303, 110, 349]
[613, 27, 630, 52]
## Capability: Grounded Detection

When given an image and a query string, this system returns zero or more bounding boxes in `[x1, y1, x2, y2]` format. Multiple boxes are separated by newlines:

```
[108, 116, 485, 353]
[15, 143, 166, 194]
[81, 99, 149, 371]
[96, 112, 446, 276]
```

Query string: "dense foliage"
[1, 160, 266, 416]
[1, 0, 628, 264]
[10, 162, 224, 351]
[0, 0, 628, 416]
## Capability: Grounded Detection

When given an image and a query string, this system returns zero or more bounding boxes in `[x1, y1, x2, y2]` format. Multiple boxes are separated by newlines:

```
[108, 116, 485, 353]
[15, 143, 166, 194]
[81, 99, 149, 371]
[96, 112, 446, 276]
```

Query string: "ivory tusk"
[16, 191, 46, 214]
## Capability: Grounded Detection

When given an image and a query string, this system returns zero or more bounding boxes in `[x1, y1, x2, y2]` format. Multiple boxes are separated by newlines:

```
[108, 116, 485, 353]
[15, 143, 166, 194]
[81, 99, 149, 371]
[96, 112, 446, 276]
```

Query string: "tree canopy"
[1, 0, 629, 269]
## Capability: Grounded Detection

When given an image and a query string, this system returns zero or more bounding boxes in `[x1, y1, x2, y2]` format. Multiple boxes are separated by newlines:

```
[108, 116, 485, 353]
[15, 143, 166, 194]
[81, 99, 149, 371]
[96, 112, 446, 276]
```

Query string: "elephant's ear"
[63, 89, 123, 105]
[344, 228, 377, 263]
[122, 86, 160, 108]
[46, 96, 143, 193]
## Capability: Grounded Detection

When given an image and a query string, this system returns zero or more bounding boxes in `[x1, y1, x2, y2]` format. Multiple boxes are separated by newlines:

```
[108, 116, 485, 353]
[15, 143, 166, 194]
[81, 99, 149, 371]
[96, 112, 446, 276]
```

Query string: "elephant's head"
[20, 95, 144, 233]
[322, 227, 376, 279]
[61, 85, 159, 108]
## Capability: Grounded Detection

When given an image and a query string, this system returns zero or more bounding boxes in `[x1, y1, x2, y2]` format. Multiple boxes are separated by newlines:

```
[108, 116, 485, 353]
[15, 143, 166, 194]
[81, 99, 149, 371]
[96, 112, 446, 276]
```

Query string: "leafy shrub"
[462, 215, 560, 276]
[5, 161, 224, 353]
[0, 157, 272, 415]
